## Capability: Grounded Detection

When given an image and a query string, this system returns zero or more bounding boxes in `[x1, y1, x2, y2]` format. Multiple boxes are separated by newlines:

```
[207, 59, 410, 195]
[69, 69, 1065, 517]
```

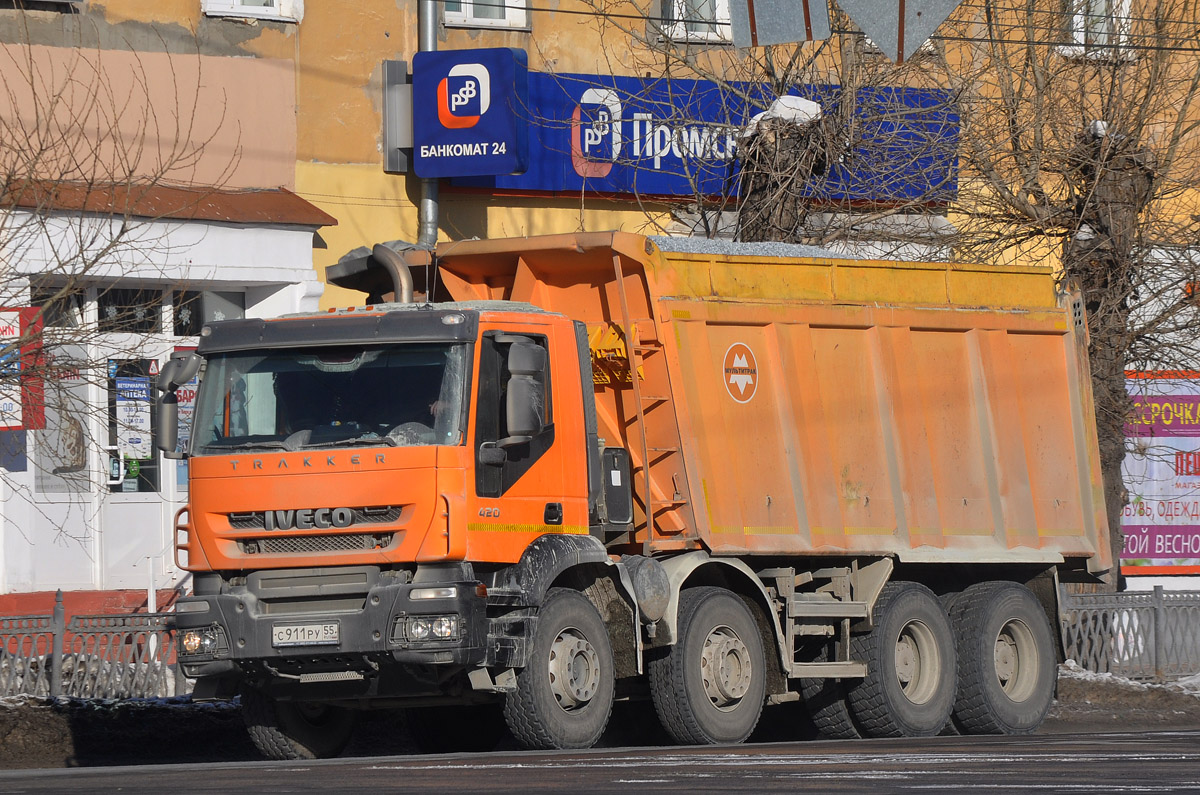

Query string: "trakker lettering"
[230, 453, 386, 471]
[264, 507, 355, 531]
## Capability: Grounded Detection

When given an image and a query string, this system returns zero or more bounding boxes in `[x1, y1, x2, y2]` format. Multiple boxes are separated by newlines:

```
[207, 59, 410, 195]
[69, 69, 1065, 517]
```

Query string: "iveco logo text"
[264, 508, 355, 531]
[438, 63, 491, 129]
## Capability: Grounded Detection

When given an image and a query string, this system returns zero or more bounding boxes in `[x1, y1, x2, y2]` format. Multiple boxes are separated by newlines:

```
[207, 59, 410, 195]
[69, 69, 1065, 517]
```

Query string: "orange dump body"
[434, 232, 1111, 573]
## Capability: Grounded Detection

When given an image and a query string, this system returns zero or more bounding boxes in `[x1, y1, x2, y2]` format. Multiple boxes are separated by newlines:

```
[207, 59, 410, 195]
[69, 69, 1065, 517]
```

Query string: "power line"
[433, 0, 1200, 54]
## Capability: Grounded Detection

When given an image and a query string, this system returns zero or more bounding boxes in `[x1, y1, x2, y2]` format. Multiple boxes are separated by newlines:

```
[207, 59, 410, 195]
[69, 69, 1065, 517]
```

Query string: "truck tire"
[241, 689, 356, 760]
[949, 581, 1055, 735]
[504, 588, 615, 750]
[846, 581, 956, 738]
[407, 704, 507, 753]
[649, 587, 767, 745]
[799, 644, 861, 740]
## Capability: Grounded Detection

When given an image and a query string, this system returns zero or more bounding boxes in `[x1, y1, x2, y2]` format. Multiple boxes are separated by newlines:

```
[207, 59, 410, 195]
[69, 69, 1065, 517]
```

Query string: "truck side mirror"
[158, 351, 202, 392]
[157, 392, 181, 458]
[155, 352, 202, 460]
[500, 340, 547, 447]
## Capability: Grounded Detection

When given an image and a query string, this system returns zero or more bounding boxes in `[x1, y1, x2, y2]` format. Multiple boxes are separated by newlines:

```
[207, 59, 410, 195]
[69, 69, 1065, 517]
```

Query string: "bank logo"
[723, 343, 758, 403]
[438, 63, 492, 129]
[571, 88, 622, 177]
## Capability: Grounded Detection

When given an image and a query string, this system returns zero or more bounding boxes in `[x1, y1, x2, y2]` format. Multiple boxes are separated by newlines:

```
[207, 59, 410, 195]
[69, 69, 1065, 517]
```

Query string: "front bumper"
[174, 566, 489, 682]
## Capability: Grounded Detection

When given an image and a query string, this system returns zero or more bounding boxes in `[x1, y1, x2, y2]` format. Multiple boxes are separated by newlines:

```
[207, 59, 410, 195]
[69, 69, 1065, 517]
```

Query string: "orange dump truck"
[160, 232, 1110, 759]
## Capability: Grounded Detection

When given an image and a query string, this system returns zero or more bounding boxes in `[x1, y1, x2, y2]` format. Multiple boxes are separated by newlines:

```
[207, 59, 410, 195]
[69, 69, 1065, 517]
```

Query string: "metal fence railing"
[0, 591, 183, 699]
[5, 586, 1200, 698]
[1059, 585, 1200, 682]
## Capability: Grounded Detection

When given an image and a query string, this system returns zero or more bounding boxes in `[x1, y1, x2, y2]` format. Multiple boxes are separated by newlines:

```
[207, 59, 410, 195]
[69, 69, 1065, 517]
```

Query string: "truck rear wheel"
[504, 588, 615, 750]
[241, 689, 356, 760]
[800, 643, 861, 739]
[846, 581, 956, 738]
[650, 587, 767, 745]
[949, 581, 1055, 734]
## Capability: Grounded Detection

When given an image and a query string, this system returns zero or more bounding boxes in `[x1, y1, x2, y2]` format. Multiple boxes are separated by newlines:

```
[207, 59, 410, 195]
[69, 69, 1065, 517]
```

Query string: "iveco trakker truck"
[162, 232, 1110, 759]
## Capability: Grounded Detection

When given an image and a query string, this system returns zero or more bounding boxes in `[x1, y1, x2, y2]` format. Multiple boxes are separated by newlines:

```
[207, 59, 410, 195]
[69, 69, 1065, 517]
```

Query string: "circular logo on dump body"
[723, 343, 758, 403]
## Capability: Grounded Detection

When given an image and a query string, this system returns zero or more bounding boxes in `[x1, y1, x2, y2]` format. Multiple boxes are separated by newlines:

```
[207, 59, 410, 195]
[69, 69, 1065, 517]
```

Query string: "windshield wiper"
[301, 435, 398, 450]
[202, 440, 291, 451]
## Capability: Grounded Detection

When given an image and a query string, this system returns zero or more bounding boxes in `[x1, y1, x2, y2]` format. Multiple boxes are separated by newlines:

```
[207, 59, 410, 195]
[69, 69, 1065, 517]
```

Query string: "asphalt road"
[1, 730, 1198, 794]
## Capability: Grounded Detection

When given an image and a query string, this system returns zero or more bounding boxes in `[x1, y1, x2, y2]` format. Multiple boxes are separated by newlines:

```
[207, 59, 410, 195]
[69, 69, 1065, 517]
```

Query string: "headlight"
[180, 628, 219, 655]
[409, 618, 432, 640]
[432, 616, 457, 639]
[404, 615, 459, 642]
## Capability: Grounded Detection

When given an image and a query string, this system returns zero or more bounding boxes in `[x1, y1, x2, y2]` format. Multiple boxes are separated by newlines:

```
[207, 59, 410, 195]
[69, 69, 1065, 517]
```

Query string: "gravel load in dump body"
[648, 235, 859, 260]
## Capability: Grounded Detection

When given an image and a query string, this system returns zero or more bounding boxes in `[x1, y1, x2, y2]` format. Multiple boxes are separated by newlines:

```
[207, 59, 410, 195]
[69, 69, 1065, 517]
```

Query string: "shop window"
[173, 291, 245, 337]
[98, 288, 161, 334]
[664, 0, 731, 43]
[108, 359, 159, 494]
[203, 0, 303, 23]
[30, 284, 83, 329]
[444, 0, 528, 30]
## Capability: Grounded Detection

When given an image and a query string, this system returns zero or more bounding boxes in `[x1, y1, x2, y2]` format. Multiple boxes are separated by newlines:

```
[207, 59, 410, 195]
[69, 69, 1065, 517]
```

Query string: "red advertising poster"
[1122, 371, 1200, 575]
[0, 307, 44, 431]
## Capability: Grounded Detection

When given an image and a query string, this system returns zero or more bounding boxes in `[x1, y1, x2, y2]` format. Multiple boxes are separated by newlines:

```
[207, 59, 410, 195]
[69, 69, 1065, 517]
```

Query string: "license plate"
[272, 622, 340, 647]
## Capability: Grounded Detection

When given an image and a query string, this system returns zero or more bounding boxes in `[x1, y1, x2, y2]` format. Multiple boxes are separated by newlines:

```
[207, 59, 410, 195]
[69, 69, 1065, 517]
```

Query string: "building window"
[444, 0, 527, 29]
[97, 288, 162, 334]
[30, 284, 82, 329]
[203, 0, 303, 23]
[664, 0, 731, 43]
[173, 291, 245, 337]
[1064, 0, 1131, 57]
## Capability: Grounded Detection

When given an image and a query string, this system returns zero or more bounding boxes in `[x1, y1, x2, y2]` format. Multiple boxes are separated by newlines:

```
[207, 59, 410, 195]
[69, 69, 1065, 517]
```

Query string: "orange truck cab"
[162, 232, 1110, 760]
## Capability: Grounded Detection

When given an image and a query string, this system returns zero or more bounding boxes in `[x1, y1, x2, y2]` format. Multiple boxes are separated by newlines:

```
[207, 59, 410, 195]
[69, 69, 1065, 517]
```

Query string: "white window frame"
[203, 0, 303, 23]
[664, 0, 731, 43]
[443, 0, 528, 30]
[1061, 0, 1132, 59]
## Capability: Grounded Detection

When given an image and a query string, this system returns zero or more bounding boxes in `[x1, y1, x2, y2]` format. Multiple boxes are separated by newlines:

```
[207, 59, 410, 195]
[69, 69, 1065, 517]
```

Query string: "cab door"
[465, 321, 587, 562]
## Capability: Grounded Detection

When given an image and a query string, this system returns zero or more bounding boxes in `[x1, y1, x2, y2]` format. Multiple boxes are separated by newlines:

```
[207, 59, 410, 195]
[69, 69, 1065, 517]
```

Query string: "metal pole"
[417, 0, 439, 248]
[1153, 585, 1165, 682]
[50, 589, 64, 698]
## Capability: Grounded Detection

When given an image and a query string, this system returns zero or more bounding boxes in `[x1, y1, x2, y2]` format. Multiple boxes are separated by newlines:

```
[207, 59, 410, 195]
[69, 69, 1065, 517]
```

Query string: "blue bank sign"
[450, 71, 958, 204]
[412, 48, 529, 178]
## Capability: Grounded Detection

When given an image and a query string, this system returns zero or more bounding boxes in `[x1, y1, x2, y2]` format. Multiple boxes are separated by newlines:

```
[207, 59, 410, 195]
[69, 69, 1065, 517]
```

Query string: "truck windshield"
[190, 343, 469, 454]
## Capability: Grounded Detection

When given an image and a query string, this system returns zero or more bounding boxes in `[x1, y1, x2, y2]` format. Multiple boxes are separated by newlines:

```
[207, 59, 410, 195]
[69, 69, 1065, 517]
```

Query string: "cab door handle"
[544, 502, 563, 525]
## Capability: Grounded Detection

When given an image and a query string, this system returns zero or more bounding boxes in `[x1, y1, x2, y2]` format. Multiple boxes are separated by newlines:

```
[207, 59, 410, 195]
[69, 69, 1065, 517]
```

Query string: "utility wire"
[434, 0, 1200, 53]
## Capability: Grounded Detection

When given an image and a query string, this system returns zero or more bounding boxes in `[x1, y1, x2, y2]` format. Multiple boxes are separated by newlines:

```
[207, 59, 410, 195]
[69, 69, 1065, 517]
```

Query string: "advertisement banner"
[452, 72, 958, 204]
[114, 376, 152, 460]
[412, 48, 530, 178]
[0, 307, 45, 431]
[33, 346, 90, 494]
[1122, 372, 1200, 575]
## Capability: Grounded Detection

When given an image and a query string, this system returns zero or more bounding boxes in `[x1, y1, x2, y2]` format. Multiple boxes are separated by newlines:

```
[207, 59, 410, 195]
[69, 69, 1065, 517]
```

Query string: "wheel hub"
[548, 628, 600, 711]
[701, 625, 752, 709]
[995, 635, 1017, 684]
[895, 635, 919, 685]
[893, 619, 938, 705]
[993, 618, 1038, 699]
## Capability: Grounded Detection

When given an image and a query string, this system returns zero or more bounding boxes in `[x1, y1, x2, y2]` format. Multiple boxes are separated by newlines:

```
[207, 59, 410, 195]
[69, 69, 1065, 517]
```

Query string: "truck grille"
[227, 506, 403, 530]
[239, 533, 396, 555]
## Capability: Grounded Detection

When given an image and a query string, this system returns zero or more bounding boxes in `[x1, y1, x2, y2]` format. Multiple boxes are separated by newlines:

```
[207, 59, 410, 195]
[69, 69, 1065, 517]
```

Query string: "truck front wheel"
[846, 581, 956, 738]
[241, 688, 356, 760]
[650, 587, 767, 745]
[949, 581, 1055, 734]
[504, 588, 615, 750]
